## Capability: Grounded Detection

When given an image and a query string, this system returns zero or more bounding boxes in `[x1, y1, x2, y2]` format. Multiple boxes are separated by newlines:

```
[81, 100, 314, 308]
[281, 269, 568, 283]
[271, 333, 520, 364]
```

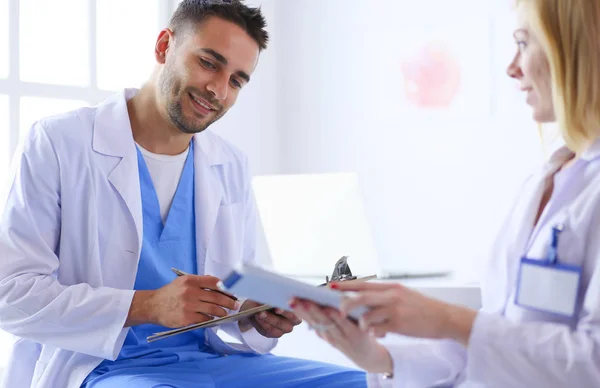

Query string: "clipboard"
[146, 256, 375, 343]
[218, 264, 373, 320]
[147, 304, 273, 342]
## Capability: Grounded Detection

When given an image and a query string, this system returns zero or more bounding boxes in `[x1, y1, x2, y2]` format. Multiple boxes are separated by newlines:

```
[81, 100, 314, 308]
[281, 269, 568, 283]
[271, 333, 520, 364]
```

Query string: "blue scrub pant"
[82, 352, 367, 388]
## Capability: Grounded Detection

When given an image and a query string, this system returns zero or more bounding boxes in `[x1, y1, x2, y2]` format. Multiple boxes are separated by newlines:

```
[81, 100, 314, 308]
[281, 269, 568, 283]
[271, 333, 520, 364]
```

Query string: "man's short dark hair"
[169, 0, 269, 51]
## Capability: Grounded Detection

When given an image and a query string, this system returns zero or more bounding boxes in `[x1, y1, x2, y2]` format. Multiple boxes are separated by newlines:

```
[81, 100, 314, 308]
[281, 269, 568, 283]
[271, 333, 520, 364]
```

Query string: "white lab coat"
[367, 142, 600, 388]
[0, 89, 277, 388]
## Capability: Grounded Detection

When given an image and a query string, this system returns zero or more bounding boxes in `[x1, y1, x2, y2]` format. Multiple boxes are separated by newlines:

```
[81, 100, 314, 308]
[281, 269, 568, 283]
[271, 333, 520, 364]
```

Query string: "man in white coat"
[0, 1, 368, 387]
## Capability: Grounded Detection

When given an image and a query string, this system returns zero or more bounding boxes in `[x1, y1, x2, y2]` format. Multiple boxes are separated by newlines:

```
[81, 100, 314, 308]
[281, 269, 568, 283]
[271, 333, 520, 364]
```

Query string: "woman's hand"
[333, 281, 477, 346]
[290, 298, 393, 374]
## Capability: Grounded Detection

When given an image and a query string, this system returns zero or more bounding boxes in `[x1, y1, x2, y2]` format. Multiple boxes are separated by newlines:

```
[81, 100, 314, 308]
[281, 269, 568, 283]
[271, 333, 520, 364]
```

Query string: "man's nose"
[206, 74, 229, 101]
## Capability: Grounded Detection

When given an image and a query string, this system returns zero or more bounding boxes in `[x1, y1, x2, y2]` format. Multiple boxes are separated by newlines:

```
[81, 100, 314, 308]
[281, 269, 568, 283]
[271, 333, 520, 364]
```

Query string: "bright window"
[0, 95, 8, 182]
[96, 0, 159, 90]
[0, 96, 8, 370]
[0, 0, 8, 79]
[19, 0, 90, 86]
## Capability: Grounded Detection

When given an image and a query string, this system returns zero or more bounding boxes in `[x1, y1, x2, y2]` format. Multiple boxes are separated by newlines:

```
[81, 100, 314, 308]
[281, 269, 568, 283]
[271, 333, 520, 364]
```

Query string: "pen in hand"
[170, 268, 239, 302]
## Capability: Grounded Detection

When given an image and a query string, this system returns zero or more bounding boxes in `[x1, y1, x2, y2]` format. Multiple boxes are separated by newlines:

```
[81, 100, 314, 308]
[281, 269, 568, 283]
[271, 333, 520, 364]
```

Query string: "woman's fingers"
[302, 301, 334, 325]
[306, 306, 354, 346]
[289, 301, 315, 325]
[290, 299, 329, 327]
[326, 306, 363, 340]
[339, 289, 400, 316]
[290, 299, 350, 342]
[369, 320, 397, 338]
[358, 305, 394, 330]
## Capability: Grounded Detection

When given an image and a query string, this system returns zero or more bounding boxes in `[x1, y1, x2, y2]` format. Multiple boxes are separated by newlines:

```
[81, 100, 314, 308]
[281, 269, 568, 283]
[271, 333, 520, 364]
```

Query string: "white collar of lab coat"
[580, 137, 600, 162]
[92, 88, 231, 166]
[545, 136, 600, 172]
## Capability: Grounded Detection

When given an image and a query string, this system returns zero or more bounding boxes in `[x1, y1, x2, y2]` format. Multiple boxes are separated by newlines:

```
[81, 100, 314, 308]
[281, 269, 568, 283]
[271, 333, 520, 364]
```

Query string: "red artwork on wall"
[401, 41, 461, 109]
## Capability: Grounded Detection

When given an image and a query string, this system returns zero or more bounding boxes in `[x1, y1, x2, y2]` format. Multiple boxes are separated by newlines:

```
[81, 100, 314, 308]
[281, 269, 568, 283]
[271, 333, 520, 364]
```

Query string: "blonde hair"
[517, 0, 600, 154]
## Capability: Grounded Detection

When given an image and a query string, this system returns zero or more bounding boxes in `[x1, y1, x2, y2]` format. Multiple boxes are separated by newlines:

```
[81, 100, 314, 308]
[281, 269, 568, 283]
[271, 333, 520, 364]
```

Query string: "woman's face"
[507, 4, 555, 123]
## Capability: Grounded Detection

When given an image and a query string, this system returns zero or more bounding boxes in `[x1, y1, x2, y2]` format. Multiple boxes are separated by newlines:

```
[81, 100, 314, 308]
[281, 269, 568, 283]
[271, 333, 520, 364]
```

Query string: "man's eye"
[231, 78, 242, 89]
[200, 59, 216, 69]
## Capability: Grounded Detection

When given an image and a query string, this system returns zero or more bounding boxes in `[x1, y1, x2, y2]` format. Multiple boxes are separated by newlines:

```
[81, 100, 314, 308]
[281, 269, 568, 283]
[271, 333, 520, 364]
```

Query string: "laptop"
[251, 172, 451, 280]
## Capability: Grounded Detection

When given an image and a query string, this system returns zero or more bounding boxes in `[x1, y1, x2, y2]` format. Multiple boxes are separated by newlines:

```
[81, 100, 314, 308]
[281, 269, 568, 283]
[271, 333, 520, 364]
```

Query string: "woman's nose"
[507, 54, 523, 79]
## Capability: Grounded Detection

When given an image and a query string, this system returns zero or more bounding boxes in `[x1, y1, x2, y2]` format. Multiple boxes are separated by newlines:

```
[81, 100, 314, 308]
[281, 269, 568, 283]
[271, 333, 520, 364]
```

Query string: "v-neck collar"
[136, 141, 194, 242]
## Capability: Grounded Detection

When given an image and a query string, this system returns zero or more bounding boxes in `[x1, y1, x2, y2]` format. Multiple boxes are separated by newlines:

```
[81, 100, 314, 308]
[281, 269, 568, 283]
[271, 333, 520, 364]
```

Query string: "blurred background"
[0, 0, 560, 370]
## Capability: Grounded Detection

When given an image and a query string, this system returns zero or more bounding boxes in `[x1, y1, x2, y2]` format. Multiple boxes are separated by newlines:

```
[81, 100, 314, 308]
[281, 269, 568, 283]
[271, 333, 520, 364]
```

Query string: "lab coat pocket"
[207, 203, 244, 275]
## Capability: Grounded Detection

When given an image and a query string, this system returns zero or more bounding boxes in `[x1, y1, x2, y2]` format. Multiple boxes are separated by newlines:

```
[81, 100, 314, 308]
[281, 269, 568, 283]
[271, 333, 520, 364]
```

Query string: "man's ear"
[155, 28, 174, 64]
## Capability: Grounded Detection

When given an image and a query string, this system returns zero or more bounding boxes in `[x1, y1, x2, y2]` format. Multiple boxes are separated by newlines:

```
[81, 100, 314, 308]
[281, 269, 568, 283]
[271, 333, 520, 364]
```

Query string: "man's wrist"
[238, 317, 254, 332]
[237, 299, 256, 333]
[125, 290, 156, 327]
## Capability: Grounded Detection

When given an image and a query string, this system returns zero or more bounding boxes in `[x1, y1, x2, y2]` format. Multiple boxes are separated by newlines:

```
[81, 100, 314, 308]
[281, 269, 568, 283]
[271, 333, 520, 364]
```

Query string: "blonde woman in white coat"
[292, 0, 600, 387]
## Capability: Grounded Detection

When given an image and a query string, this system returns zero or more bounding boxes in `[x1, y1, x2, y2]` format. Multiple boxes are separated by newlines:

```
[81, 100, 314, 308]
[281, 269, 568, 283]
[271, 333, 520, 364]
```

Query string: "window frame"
[0, 0, 177, 159]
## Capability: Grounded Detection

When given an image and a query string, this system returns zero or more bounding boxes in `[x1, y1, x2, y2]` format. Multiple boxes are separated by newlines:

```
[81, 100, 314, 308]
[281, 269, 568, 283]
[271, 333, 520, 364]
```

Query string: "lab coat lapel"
[107, 153, 143, 256]
[92, 90, 143, 257]
[193, 134, 225, 274]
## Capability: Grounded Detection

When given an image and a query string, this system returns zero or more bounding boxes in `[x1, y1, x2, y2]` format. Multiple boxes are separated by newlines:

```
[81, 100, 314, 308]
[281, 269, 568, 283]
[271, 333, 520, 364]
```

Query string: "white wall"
[271, 0, 554, 278]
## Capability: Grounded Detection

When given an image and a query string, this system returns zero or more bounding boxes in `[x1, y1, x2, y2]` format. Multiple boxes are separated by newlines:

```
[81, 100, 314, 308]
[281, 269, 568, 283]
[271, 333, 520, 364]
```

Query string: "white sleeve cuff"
[377, 339, 466, 387]
[102, 289, 136, 360]
[239, 326, 278, 354]
[219, 297, 278, 354]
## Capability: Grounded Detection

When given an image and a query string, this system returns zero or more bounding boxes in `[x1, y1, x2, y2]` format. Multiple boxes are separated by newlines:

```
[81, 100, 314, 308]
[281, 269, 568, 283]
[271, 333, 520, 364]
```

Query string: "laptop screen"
[251, 172, 380, 279]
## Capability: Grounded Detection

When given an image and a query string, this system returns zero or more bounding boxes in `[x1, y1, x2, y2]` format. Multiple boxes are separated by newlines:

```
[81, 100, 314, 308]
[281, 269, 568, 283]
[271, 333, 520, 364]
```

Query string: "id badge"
[515, 257, 581, 317]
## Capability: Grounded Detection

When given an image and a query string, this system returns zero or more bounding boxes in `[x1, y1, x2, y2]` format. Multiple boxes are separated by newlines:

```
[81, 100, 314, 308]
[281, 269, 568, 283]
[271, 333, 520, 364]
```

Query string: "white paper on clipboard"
[218, 264, 369, 320]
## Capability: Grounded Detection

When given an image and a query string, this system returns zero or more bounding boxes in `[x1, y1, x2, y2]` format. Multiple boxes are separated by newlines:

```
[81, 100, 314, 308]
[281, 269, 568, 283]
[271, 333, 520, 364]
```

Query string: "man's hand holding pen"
[131, 274, 242, 328]
[127, 267, 300, 339]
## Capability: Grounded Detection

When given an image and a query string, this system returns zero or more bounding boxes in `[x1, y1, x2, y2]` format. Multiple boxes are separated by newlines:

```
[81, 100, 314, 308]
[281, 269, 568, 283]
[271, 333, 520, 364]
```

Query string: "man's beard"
[159, 68, 224, 134]
[166, 94, 224, 134]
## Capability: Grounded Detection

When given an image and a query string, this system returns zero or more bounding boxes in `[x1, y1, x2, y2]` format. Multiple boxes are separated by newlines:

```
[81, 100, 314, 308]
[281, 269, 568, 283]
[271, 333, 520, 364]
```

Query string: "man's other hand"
[238, 300, 302, 338]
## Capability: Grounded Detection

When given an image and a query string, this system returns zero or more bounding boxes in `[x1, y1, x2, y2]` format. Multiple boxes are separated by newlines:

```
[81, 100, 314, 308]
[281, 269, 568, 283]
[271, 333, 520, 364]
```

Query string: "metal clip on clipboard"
[146, 256, 376, 343]
[321, 256, 377, 285]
